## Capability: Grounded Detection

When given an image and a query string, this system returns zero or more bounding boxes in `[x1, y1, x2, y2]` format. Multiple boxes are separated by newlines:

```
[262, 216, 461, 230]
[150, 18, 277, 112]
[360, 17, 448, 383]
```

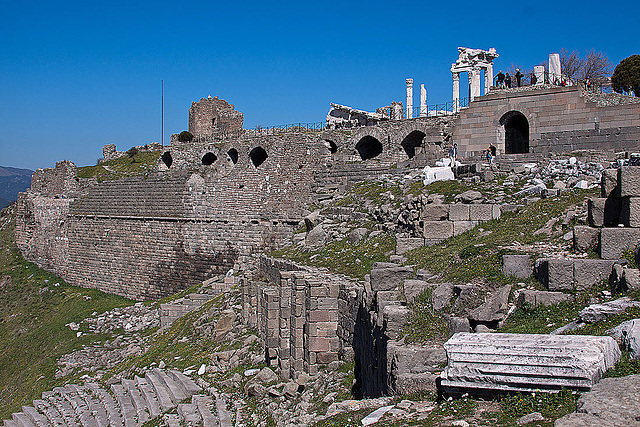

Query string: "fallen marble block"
[440, 333, 620, 394]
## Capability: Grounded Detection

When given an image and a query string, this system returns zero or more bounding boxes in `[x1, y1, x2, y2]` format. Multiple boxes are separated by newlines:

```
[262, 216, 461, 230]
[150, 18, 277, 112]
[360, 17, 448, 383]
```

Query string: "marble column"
[485, 64, 493, 93]
[420, 84, 427, 117]
[534, 65, 545, 85]
[452, 73, 460, 113]
[549, 53, 561, 84]
[406, 78, 414, 119]
[469, 69, 481, 101]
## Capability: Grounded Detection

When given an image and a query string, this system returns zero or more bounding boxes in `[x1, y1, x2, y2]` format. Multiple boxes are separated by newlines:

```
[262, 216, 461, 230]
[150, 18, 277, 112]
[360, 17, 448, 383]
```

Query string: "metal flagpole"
[161, 80, 164, 147]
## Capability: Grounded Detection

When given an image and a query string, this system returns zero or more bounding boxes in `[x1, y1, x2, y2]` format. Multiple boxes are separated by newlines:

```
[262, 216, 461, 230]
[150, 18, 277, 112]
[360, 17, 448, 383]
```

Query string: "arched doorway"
[401, 130, 426, 159]
[161, 151, 173, 168]
[500, 111, 529, 154]
[355, 136, 383, 160]
[227, 148, 239, 164]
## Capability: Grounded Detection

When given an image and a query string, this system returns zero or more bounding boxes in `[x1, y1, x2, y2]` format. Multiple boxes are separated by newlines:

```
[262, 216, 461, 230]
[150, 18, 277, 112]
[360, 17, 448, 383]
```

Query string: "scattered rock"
[579, 297, 640, 323]
[468, 285, 511, 324]
[517, 412, 544, 425]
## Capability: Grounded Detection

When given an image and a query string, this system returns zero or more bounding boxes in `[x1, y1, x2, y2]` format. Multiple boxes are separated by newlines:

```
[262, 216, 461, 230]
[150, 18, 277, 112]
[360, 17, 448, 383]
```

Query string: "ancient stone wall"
[454, 85, 640, 157]
[243, 256, 359, 380]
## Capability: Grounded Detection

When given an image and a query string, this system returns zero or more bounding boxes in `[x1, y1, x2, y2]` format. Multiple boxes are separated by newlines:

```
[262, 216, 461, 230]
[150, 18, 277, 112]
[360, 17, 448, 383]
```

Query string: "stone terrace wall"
[454, 85, 640, 157]
[242, 256, 360, 380]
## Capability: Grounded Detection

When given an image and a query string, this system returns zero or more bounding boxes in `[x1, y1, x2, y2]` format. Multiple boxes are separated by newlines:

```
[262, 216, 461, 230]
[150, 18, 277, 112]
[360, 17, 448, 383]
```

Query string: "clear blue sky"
[1, 0, 638, 170]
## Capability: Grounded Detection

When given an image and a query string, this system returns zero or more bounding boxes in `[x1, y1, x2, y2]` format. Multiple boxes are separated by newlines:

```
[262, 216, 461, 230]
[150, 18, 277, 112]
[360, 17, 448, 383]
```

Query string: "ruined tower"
[188, 96, 244, 139]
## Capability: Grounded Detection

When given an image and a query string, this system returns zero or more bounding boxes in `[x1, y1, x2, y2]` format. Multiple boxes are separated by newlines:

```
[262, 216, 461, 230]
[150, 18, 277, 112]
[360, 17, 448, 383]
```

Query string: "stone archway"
[355, 136, 383, 160]
[401, 130, 426, 159]
[500, 111, 529, 154]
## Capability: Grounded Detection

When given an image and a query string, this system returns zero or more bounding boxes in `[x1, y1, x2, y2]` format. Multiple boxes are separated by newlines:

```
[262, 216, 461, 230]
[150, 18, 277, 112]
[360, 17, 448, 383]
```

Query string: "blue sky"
[1, 0, 639, 170]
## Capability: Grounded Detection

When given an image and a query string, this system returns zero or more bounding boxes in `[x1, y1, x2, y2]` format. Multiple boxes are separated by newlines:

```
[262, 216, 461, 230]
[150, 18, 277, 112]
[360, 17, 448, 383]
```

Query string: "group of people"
[448, 143, 496, 165]
[495, 69, 525, 88]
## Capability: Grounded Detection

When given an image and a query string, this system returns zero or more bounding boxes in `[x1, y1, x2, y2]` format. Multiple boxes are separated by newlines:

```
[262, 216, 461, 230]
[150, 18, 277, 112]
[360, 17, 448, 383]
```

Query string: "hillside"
[2, 155, 640, 427]
[0, 166, 32, 208]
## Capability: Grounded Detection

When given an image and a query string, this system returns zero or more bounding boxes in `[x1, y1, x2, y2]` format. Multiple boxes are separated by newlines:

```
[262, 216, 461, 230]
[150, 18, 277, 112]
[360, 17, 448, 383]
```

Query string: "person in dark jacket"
[496, 71, 505, 87]
[515, 69, 524, 87]
[505, 73, 512, 88]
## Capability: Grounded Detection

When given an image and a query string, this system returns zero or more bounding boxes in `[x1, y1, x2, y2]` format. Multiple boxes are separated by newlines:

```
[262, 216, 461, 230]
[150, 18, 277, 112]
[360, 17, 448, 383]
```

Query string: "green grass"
[500, 301, 582, 334]
[490, 388, 578, 426]
[401, 288, 449, 344]
[405, 189, 597, 285]
[0, 206, 133, 419]
[77, 150, 161, 182]
[270, 232, 396, 279]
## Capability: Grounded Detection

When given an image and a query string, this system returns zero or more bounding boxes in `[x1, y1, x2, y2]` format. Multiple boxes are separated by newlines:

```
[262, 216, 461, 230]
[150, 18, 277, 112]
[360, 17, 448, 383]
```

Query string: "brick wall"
[453, 85, 640, 157]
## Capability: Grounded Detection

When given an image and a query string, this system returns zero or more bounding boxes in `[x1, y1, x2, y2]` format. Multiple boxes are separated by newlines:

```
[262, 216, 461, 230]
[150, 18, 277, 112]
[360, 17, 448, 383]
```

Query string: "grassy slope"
[77, 150, 161, 182]
[0, 206, 132, 419]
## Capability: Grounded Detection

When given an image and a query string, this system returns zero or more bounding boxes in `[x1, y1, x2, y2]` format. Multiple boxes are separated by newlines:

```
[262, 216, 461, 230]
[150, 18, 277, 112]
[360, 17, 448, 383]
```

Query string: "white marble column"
[469, 69, 481, 101]
[485, 64, 493, 93]
[406, 78, 414, 119]
[452, 73, 460, 113]
[420, 84, 427, 117]
[534, 65, 544, 85]
[549, 53, 561, 84]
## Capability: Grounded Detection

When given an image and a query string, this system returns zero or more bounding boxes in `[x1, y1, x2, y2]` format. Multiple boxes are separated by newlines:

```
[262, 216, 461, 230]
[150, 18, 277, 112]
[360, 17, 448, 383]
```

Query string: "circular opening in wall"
[161, 151, 173, 168]
[202, 152, 217, 165]
[249, 146, 268, 167]
[227, 148, 239, 164]
[355, 136, 383, 160]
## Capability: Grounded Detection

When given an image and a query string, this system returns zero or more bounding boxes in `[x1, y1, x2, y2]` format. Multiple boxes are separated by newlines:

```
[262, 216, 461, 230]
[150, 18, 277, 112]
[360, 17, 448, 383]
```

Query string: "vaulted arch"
[500, 111, 529, 154]
[355, 136, 383, 160]
[401, 130, 426, 158]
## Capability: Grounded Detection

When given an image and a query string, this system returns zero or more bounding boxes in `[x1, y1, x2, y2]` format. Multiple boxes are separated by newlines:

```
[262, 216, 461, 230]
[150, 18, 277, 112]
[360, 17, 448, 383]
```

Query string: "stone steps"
[1, 370, 224, 427]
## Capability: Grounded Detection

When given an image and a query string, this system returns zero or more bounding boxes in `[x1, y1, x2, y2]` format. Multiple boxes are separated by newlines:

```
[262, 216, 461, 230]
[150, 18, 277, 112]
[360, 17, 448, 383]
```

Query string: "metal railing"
[408, 97, 469, 118]
[248, 122, 328, 135]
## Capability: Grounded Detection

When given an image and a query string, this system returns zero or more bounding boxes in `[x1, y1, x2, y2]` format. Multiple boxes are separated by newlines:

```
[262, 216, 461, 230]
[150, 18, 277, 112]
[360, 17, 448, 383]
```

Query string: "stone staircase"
[2, 369, 231, 427]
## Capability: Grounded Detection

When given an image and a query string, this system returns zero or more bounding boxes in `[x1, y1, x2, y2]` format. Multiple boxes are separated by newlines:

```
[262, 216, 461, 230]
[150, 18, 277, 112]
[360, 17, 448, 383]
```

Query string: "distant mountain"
[0, 166, 33, 206]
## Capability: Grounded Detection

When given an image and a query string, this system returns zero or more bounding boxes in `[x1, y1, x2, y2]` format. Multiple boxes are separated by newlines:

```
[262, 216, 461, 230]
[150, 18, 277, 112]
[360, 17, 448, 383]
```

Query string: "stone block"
[588, 198, 621, 227]
[536, 258, 575, 291]
[622, 268, 640, 292]
[370, 265, 414, 292]
[600, 227, 640, 260]
[422, 221, 453, 240]
[573, 226, 600, 253]
[446, 316, 471, 336]
[389, 343, 447, 375]
[421, 204, 449, 221]
[618, 166, 640, 197]
[516, 290, 572, 307]
[502, 254, 532, 278]
[580, 297, 640, 323]
[453, 220, 477, 236]
[469, 204, 493, 221]
[601, 168, 618, 198]
[440, 333, 621, 393]
[391, 373, 438, 395]
[574, 259, 616, 291]
[431, 283, 454, 311]
[402, 279, 435, 303]
[468, 285, 511, 323]
[621, 197, 640, 228]
[448, 204, 470, 221]
[383, 305, 409, 340]
[395, 237, 424, 255]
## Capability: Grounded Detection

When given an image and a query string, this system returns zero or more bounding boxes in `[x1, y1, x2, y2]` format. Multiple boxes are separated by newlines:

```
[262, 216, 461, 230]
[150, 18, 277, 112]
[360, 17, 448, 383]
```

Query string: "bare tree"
[560, 49, 584, 80]
[579, 49, 612, 84]
[506, 64, 531, 86]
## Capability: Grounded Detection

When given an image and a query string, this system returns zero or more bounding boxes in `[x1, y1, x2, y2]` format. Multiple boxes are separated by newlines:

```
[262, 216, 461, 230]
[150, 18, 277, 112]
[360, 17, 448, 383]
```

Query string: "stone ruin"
[451, 47, 498, 111]
[187, 95, 244, 141]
